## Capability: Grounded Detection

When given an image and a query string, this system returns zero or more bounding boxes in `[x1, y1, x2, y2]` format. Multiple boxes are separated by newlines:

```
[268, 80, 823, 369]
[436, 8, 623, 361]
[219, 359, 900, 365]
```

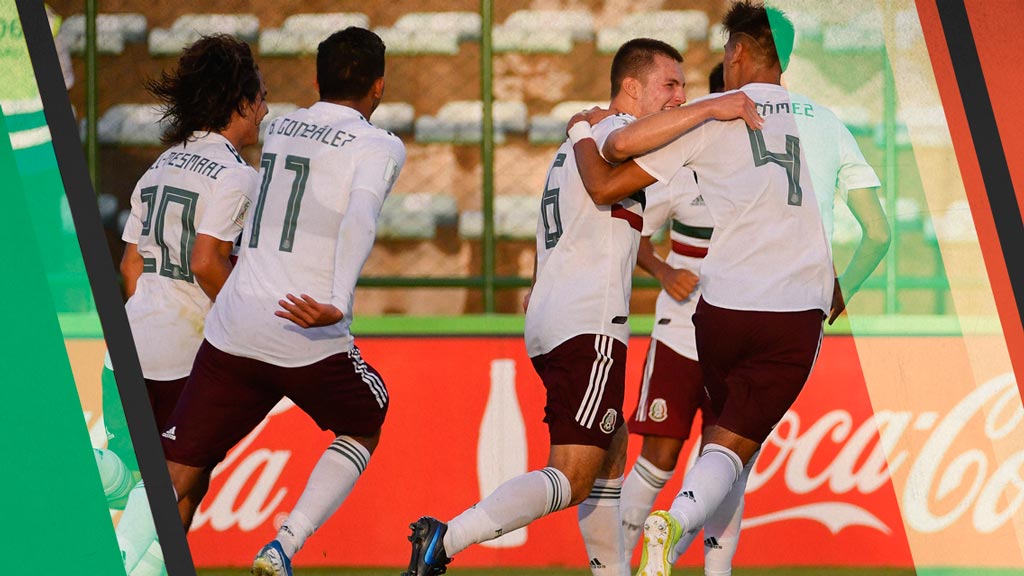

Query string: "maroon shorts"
[628, 339, 710, 440]
[162, 340, 388, 468]
[145, 377, 188, 431]
[693, 297, 824, 444]
[531, 334, 626, 449]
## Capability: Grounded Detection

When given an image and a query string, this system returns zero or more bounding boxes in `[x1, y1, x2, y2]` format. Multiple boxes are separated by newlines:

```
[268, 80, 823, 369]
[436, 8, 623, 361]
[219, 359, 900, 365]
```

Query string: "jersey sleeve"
[121, 182, 146, 244]
[349, 132, 406, 204]
[196, 167, 258, 242]
[593, 114, 634, 161]
[836, 123, 881, 201]
[633, 122, 707, 185]
[641, 182, 672, 237]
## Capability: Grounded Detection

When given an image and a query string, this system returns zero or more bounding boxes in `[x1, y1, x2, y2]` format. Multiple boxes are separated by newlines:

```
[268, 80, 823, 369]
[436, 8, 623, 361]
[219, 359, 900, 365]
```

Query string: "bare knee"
[547, 444, 608, 507]
[345, 431, 381, 455]
[639, 435, 686, 472]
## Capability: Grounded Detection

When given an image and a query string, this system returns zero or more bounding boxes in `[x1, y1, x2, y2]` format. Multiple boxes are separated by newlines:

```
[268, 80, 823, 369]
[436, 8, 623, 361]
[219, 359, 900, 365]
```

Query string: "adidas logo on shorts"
[161, 426, 177, 441]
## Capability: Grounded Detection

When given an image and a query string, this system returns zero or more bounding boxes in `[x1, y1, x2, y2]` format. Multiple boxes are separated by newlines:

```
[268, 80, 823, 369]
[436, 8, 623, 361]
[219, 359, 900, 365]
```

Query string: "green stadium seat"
[372, 102, 416, 134]
[528, 100, 605, 145]
[59, 13, 147, 55]
[415, 100, 528, 144]
[149, 14, 260, 56]
[459, 195, 538, 240]
[374, 13, 482, 56]
[392, 12, 481, 42]
[493, 10, 593, 53]
[377, 193, 458, 239]
[259, 13, 370, 56]
[97, 103, 165, 146]
[596, 11, 704, 54]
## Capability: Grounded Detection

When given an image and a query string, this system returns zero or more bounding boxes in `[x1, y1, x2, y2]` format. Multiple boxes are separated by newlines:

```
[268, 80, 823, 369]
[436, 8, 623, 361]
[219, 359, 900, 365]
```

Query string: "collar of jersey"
[310, 101, 367, 122]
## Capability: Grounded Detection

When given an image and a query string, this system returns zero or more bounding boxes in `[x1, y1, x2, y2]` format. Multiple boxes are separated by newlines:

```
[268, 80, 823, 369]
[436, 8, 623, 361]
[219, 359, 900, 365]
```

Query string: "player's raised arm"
[568, 117, 657, 204]
[602, 92, 762, 163]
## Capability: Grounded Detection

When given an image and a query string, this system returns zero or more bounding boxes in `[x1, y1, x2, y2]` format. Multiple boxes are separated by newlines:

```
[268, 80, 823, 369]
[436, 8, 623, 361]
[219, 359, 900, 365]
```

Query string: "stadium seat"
[459, 195, 538, 240]
[259, 13, 370, 55]
[596, 11, 692, 54]
[97, 104, 165, 146]
[493, 10, 593, 53]
[823, 12, 883, 52]
[528, 100, 605, 145]
[377, 193, 458, 239]
[59, 13, 147, 55]
[372, 102, 416, 134]
[373, 13, 481, 56]
[149, 14, 260, 56]
[415, 100, 528, 144]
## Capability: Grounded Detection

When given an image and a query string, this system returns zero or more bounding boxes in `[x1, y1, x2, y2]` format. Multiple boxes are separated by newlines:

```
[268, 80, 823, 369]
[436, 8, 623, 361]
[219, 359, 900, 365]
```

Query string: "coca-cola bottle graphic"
[477, 359, 529, 547]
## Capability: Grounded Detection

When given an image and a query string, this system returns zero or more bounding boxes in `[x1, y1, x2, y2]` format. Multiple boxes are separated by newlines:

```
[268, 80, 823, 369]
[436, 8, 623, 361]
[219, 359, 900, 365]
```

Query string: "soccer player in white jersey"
[158, 28, 405, 576]
[403, 39, 760, 576]
[104, 34, 267, 576]
[569, 3, 890, 574]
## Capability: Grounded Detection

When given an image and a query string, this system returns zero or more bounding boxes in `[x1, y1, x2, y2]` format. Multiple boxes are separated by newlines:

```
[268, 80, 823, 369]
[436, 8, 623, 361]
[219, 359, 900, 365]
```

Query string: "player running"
[402, 39, 760, 576]
[103, 34, 266, 576]
[157, 28, 405, 576]
[569, 3, 890, 575]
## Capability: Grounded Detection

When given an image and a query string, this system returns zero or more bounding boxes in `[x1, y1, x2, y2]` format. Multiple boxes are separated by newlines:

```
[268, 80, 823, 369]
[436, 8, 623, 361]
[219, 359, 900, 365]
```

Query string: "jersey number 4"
[249, 153, 311, 252]
[747, 127, 803, 206]
[540, 153, 566, 249]
[139, 185, 198, 282]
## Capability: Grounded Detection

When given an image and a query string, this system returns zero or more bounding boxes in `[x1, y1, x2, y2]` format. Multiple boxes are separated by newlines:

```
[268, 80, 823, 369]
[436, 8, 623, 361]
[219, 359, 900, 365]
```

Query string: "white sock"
[700, 450, 757, 575]
[128, 540, 165, 576]
[444, 467, 570, 556]
[621, 456, 674, 556]
[668, 444, 741, 535]
[117, 480, 157, 573]
[276, 436, 370, 558]
[578, 476, 628, 576]
[95, 448, 134, 507]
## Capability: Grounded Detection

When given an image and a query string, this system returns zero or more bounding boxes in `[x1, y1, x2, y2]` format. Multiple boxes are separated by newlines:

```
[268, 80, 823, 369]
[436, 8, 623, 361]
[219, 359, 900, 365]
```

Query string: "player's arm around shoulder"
[567, 114, 656, 206]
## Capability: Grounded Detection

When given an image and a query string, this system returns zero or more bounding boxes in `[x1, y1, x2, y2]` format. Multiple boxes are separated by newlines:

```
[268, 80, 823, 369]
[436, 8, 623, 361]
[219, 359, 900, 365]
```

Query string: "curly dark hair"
[723, 1, 795, 73]
[317, 27, 386, 102]
[610, 38, 684, 98]
[146, 34, 263, 146]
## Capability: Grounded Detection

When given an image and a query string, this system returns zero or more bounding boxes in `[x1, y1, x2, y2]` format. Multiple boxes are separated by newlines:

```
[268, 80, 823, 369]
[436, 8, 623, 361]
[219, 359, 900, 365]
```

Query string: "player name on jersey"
[150, 150, 231, 180]
[755, 100, 815, 118]
[264, 117, 357, 149]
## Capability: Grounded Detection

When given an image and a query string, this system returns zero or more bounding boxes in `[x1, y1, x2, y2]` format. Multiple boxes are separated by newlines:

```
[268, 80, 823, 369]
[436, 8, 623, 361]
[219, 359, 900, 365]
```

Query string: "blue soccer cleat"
[251, 540, 292, 576]
[402, 516, 453, 576]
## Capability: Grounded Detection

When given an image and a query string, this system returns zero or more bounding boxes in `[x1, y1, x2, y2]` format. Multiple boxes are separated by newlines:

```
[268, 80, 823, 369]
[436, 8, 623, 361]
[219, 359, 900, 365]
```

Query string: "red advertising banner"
[178, 335, 922, 568]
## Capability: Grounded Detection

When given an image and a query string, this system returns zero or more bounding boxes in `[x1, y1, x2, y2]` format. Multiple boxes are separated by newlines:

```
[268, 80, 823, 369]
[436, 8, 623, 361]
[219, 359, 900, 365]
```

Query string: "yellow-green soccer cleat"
[635, 511, 681, 576]
[251, 540, 292, 576]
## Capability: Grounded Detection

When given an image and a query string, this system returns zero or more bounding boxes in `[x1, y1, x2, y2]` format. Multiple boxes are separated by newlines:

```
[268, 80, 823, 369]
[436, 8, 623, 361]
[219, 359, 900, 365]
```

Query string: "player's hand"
[828, 278, 846, 325]
[659, 267, 699, 302]
[707, 92, 763, 130]
[275, 293, 344, 328]
[522, 289, 532, 313]
[567, 107, 617, 134]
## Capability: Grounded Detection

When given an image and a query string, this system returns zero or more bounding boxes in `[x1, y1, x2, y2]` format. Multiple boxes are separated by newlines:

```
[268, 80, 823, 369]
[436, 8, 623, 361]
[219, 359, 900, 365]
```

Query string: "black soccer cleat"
[402, 516, 453, 576]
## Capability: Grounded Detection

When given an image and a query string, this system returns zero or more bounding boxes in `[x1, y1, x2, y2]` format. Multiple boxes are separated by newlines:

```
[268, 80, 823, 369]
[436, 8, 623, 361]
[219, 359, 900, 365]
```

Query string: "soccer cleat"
[402, 516, 453, 576]
[251, 540, 292, 576]
[635, 511, 682, 576]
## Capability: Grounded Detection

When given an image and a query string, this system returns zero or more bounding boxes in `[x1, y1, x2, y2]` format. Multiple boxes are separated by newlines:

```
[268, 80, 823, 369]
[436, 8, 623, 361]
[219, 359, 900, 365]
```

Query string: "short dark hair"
[147, 34, 262, 146]
[708, 62, 725, 93]
[722, 1, 795, 72]
[609, 38, 684, 98]
[317, 27, 386, 101]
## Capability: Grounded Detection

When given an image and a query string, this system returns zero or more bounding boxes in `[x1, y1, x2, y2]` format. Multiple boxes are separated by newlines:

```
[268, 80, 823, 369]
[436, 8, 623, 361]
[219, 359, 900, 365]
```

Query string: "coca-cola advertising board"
[69, 335, 1023, 569]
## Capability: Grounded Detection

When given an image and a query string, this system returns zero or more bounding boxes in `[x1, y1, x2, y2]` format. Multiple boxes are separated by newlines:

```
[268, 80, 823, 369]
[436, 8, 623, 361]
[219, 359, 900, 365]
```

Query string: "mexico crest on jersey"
[600, 409, 617, 434]
[649, 398, 668, 423]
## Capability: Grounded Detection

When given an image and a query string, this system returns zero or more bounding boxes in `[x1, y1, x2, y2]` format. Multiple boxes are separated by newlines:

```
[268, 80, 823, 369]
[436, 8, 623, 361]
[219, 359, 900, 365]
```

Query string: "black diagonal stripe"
[331, 438, 369, 471]
[540, 468, 564, 513]
[15, 3, 197, 575]
[330, 439, 368, 473]
[937, 1, 1024, 329]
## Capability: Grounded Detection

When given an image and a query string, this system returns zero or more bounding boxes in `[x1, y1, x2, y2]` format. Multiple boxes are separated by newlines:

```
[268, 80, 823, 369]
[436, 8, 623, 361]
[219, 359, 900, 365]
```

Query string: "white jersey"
[788, 92, 882, 241]
[525, 113, 644, 357]
[642, 168, 710, 361]
[635, 83, 834, 314]
[122, 132, 258, 380]
[205, 102, 405, 367]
